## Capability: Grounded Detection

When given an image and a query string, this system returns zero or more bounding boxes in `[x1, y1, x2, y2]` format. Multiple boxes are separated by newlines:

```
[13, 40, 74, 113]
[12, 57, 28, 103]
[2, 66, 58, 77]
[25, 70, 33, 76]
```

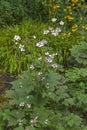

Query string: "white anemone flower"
[30, 64, 35, 70]
[51, 18, 57, 22]
[36, 39, 47, 47]
[19, 44, 25, 51]
[14, 35, 21, 41]
[59, 21, 64, 25]
[43, 30, 50, 34]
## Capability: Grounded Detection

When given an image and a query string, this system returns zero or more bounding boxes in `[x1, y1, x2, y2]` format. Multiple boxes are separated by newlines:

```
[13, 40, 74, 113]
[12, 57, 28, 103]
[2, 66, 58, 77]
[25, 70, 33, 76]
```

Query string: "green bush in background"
[0, 0, 49, 27]
[0, 0, 87, 27]
[0, 0, 26, 26]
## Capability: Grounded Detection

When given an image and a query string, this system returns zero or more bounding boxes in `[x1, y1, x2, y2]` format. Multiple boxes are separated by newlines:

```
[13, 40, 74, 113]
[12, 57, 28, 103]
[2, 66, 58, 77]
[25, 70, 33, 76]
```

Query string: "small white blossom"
[45, 53, 57, 63]
[49, 53, 57, 58]
[51, 28, 61, 36]
[33, 35, 36, 39]
[47, 83, 49, 86]
[30, 116, 38, 125]
[45, 119, 49, 125]
[36, 39, 47, 47]
[43, 30, 50, 34]
[27, 103, 31, 108]
[49, 54, 55, 59]
[38, 57, 42, 60]
[51, 18, 57, 22]
[19, 44, 25, 52]
[45, 52, 49, 55]
[85, 27, 87, 30]
[51, 63, 58, 68]
[45, 57, 53, 63]
[59, 21, 64, 25]
[51, 32, 58, 36]
[41, 77, 45, 80]
[17, 119, 23, 126]
[30, 64, 35, 70]
[56, 28, 61, 33]
[49, 27, 53, 31]
[38, 72, 42, 75]
[26, 96, 30, 99]
[15, 42, 18, 45]
[19, 102, 25, 107]
[14, 35, 21, 41]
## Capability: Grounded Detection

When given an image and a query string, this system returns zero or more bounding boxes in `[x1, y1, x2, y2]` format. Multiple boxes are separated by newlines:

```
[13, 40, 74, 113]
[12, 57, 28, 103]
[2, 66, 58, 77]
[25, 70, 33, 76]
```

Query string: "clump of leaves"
[71, 41, 87, 65]
[1, 42, 87, 129]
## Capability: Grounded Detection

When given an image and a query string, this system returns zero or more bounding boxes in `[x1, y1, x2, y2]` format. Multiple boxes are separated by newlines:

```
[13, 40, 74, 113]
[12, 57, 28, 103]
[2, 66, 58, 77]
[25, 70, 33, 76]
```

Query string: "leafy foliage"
[0, 1, 87, 130]
[71, 41, 87, 65]
[0, 0, 87, 27]
[0, 40, 87, 129]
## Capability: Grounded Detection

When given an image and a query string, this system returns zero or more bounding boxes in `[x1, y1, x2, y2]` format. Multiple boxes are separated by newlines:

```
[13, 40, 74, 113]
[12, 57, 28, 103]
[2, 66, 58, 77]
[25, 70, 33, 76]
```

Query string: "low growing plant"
[0, 41, 87, 130]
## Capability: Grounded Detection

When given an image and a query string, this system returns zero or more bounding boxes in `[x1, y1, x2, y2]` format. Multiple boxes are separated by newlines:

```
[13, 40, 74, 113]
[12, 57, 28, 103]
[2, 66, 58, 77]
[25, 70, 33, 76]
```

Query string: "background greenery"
[0, 0, 87, 27]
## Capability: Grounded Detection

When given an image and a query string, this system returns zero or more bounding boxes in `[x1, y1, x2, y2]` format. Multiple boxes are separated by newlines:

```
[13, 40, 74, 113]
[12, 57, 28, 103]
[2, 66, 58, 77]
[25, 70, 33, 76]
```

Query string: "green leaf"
[8, 117, 17, 126]
[47, 70, 62, 88]
[83, 127, 87, 130]
[25, 126, 35, 130]
[14, 126, 24, 130]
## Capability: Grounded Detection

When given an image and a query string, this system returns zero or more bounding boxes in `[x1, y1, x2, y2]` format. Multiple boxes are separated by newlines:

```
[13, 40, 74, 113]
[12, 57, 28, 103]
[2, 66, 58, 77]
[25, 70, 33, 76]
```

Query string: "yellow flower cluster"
[82, 24, 87, 30]
[71, 0, 78, 3]
[64, 15, 74, 21]
[71, 24, 78, 31]
[63, 32, 71, 37]
[53, 4, 60, 10]
[43, 0, 86, 33]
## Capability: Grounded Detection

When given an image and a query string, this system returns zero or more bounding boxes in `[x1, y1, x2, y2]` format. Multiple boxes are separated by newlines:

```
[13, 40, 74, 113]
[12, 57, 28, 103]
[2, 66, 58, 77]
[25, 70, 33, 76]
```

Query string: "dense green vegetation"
[0, 0, 87, 130]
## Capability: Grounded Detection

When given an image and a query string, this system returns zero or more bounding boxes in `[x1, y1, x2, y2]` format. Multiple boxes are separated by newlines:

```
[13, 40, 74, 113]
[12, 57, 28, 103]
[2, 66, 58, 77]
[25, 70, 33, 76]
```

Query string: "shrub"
[0, 41, 87, 130]
[0, 0, 87, 27]
[0, 0, 14, 26]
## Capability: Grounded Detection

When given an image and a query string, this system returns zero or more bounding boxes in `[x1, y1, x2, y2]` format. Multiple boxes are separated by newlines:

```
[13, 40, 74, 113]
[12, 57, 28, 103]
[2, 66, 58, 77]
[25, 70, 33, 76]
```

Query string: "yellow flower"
[77, 3, 81, 7]
[71, 24, 78, 31]
[67, 32, 71, 37]
[64, 9, 67, 12]
[69, 11, 73, 14]
[82, 24, 87, 29]
[71, 0, 78, 3]
[66, 6, 71, 9]
[81, 0, 85, 2]
[63, 32, 71, 37]
[50, 0, 54, 3]
[63, 33, 67, 37]
[53, 4, 60, 10]
[80, 16, 82, 20]
[82, 25, 85, 29]
[65, 15, 74, 21]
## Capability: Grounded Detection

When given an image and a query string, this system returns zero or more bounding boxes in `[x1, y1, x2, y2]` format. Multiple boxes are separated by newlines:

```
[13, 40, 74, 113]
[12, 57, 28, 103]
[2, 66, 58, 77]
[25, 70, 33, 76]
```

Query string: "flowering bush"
[0, 41, 87, 130]
[43, 0, 87, 31]
[0, 1, 87, 130]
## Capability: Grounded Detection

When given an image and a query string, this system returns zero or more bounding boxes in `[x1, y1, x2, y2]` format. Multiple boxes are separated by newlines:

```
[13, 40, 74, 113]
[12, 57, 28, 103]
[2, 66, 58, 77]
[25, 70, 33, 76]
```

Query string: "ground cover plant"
[0, 0, 87, 130]
[0, 40, 87, 130]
